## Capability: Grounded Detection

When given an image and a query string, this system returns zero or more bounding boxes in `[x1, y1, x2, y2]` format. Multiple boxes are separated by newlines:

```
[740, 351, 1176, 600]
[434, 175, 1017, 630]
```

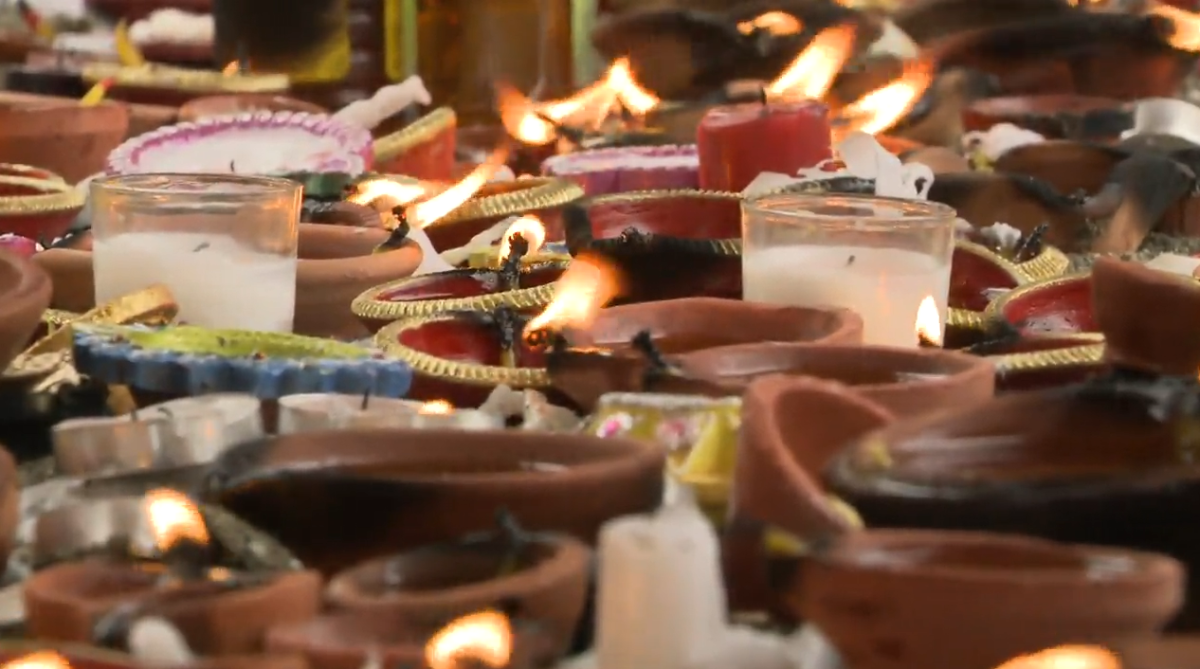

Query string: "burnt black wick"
[374, 211, 412, 254]
[630, 330, 673, 382]
[1013, 223, 1049, 262]
[759, 86, 769, 108]
[535, 111, 585, 144]
[499, 232, 530, 292]
[361, 388, 371, 410]
[92, 601, 143, 650]
[161, 536, 212, 583]
[491, 306, 523, 364]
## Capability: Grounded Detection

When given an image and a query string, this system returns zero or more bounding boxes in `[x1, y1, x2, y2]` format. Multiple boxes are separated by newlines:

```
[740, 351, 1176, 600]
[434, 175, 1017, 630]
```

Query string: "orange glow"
[994, 646, 1121, 669]
[405, 146, 510, 228]
[836, 58, 934, 135]
[498, 216, 547, 262]
[738, 11, 803, 36]
[524, 255, 623, 339]
[144, 489, 210, 553]
[425, 611, 514, 669]
[1148, 1, 1200, 51]
[79, 78, 114, 106]
[419, 400, 454, 415]
[221, 61, 239, 76]
[766, 24, 856, 101]
[347, 179, 427, 209]
[0, 652, 72, 669]
[915, 295, 942, 346]
[608, 58, 660, 116]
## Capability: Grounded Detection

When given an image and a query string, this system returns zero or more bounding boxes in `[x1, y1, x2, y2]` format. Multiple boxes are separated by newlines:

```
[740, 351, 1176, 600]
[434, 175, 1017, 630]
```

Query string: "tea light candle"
[596, 499, 726, 669]
[52, 416, 172, 478]
[696, 101, 832, 192]
[277, 394, 503, 433]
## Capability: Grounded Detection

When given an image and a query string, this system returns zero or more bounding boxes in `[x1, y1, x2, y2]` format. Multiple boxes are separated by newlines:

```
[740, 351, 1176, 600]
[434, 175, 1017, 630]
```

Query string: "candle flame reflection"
[738, 11, 803, 36]
[1148, 1, 1200, 51]
[914, 295, 942, 346]
[425, 610, 514, 669]
[0, 652, 72, 669]
[498, 216, 547, 263]
[994, 646, 1121, 669]
[766, 24, 855, 101]
[835, 58, 934, 136]
[221, 61, 240, 76]
[419, 400, 454, 415]
[407, 146, 510, 229]
[524, 255, 623, 341]
[144, 488, 210, 552]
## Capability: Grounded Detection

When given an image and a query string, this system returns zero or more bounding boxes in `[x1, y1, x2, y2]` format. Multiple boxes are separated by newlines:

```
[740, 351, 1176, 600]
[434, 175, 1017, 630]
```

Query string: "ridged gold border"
[42, 309, 78, 329]
[436, 178, 585, 226]
[0, 164, 66, 183]
[374, 107, 456, 163]
[1016, 245, 1069, 283]
[351, 261, 567, 324]
[375, 313, 550, 388]
[988, 342, 1105, 374]
[578, 188, 743, 254]
[0, 176, 85, 215]
[81, 63, 289, 93]
[955, 239, 1027, 287]
[947, 307, 985, 331]
[982, 272, 1092, 329]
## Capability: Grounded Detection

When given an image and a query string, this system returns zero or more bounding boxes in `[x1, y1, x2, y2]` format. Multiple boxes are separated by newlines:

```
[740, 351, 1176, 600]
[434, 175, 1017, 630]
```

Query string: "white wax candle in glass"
[741, 192, 956, 347]
[90, 174, 301, 332]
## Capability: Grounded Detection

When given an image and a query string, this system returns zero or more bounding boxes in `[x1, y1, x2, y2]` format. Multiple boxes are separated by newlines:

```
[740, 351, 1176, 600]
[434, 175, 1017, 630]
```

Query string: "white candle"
[277, 394, 504, 433]
[93, 231, 297, 332]
[596, 499, 727, 669]
[52, 416, 172, 477]
[743, 245, 950, 347]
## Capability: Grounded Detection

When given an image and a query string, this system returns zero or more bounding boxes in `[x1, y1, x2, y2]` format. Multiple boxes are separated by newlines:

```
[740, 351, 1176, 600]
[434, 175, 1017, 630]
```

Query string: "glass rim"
[90, 173, 301, 198]
[743, 192, 956, 229]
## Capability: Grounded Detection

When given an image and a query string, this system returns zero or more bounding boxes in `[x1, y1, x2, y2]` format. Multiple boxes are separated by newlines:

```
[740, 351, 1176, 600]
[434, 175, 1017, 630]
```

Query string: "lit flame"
[524, 255, 622, 339]
[406, 146, 510, 228]
[739, 11, 803, 36]
[1148, 1, 1200, 51]
[144, 488, 210, 553]
[221, 61, 240, 76]
[0, 652, 72, 669]
[914, 295, 942, 346]
[79, 77, 114, 106]
[420, 400, 453, 415]
[836, 59, 934, 135]
[425, 611, 514, 669]
[498, 58, 659, 145]
[498, 216, 547, 263]
[994, 646, 1121, 669]
[766, 24, 856, 101]
[347, 179, 427, 209]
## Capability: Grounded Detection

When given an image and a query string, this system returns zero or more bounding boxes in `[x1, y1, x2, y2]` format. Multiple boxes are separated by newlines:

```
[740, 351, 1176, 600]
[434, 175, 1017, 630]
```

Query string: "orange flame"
[994, 646, 1121, 669]
[79, 77, 114, 106]
[347, 179, 427, 209]
[221, 61, 239, 76]
[1148, 1, 1200, 51]
[144, 489, 210, 553]
[766, 24, 856, 101]
[0, 652, 72, 669]
[915, 295, 942, 346]
[405, 146, 510, 228]
[608, 58, 660, 116]
[425, 611, 514, 669]
[524, 255, 622, 340]
[739, 11, 803, 36]
[419, 400, 454, 415]
[836, 59, 934, 135]
[498, 216, 547, 262]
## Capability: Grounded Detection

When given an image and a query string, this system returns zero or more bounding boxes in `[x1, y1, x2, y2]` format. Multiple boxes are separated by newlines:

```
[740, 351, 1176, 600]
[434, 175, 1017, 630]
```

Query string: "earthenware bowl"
[0, 176, 84, 240]
[202, 428, 664, 575]
[178, 95, 328, 123]
[794, 530, 1183, 669]
[984, 273, 1094, 336]
[563, 190, 741, 303]
[1092, 256, 1200, 376]
[963, 94, 1133, 140]
[0, 247, 52, 370]
[423, 178, 585, 252]
[950, 240, 1027, 312]
[373, 107, 457, 182]
[0, 91, 129, 183]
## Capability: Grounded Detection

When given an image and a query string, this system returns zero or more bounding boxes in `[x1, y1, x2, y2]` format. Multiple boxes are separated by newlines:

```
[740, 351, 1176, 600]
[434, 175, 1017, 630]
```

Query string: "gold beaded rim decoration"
[81, 63, 289, 93]
[375, 313, 551, 388]
[435, 178, 585, 226]
[351, 261, 568, 324]
[982, 272, 1092, 329]
[0, 164, 66, 183]
[947, 307, 986, 331]
[0, 176, 85, 216]
[374, 107, 457, 163]
[1015, 244, 1070, 282]
[41, 309, 78, 329]
[577, 188, 744, 255]
[988, 342, 1106, 374]
[955, 239, 1027, 287]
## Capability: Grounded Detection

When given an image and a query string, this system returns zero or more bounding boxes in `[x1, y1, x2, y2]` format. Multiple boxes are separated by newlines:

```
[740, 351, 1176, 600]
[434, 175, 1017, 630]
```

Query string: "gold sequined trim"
[576, 189, 743, 255]
[375, 313, 551, 388]
[947, 307, 985, 331]
[989, 342, 1106, 374]
[0, 165, 66, 183]
[373, 107, 457, 163]
[0, 176, 84, 216]
[81, 63, 289, 93]
[1015, 245, 1069, 283]
[435, 178, 585, 226]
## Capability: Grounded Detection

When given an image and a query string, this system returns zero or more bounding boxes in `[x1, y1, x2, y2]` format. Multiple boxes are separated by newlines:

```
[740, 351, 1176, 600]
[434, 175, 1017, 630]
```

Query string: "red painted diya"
[951, 240, 1028, 313]
[0, 164, 64, 183]
[422, 178, 585, 253]
[351, 261, 568, 334]
[985, 273, 1096, 336]
[373, 107, 457, 182]
[963, 94, 1133, 141]
[563, 189, 742, 303]
[0, 176, 84, 240]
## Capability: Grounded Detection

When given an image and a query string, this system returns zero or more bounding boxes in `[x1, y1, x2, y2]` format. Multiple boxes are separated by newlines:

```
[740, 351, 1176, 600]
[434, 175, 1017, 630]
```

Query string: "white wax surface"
[743, 245, 949, 347]
[93, 232, 297, 332]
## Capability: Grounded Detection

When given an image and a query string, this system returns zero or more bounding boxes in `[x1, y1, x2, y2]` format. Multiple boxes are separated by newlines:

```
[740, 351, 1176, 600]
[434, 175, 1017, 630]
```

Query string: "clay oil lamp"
[984, 272, 1097, 337]
[78, 62, 289, 108]
[0, 176, 84, 241]
[372, 107, 457, 182]
[562, 189, 741, 303]
[24, 489, 322, 654]
[0, 91, 129, 183]
[421, 176, 584, 253]
[824, 257, 1200, 628]
[275, 394, 502, 433]
[0, 163, 63, 183]
[541, 145, 700, 197]
[201, 427, 664, 575]
[178, 94, 327, 123]
[324, 512, 589, 658]
[0, 245, 51, 371]
[963, 95, 1134, 141]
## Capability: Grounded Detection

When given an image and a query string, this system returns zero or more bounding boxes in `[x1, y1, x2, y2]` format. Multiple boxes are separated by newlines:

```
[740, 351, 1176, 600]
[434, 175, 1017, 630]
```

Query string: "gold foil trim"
[947, 307, 985, 331]
[375, 313, 551, 388]
[0, 176, 85, 216]
[0, 165, 66, 183]
[81, 63, 290, 93]
[112, 325, 371, 359]
[989, 342, 1106, 374]
[436, 178, 585, 226]
[955, 239, 1026, 287]
[373, 107, 457, 163]
[351, 261, 566, 324]
[1015, 245, 1069, 283]
[467, 250, 573, 269]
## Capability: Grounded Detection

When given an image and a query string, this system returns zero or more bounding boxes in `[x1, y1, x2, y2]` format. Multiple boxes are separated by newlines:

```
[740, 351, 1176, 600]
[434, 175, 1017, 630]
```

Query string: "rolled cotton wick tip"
[128, 616, 196, 667]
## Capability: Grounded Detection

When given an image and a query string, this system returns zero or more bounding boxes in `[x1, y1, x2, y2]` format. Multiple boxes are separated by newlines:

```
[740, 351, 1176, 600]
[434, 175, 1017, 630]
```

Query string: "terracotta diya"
[373, 107, 457, 182]
[0, 245, 52, 370]
[79, 63, 289, 108]
[0, 164, 64, 183]
[202, 428, 664, 576]
[562, 189, 741, 303]
[178, 95, 328, 123]
[325, 513, 589, 658]
[984, 273, 1096, 336]
[963, 94, 1134, 141]
[0, 91, 130, 183]
[0, 176, 84, 241]
[421, 177, 584, 252]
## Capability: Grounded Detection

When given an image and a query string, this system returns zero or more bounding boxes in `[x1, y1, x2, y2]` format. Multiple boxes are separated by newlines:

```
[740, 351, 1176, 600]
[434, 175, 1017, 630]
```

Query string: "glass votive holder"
[90, 173, 302, 332]
[742, 192, 956, 347]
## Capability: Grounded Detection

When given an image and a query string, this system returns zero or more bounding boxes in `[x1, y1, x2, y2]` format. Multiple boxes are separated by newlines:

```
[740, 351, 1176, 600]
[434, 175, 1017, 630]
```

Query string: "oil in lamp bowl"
[201, 428, 665, 576]
[421, 177, 585, 253]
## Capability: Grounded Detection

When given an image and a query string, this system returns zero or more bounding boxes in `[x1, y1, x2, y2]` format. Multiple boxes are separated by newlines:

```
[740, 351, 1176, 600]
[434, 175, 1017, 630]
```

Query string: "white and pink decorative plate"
[105, 111, 374, 176]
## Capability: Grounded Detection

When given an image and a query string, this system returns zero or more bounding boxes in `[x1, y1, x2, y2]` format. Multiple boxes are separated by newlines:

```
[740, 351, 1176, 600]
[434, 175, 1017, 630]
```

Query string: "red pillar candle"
[696, 101, 832, 192]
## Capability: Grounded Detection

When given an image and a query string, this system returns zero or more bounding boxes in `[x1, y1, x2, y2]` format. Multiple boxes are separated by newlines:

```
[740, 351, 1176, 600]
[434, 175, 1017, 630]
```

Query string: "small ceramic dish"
[984, 273, 1095, 335]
